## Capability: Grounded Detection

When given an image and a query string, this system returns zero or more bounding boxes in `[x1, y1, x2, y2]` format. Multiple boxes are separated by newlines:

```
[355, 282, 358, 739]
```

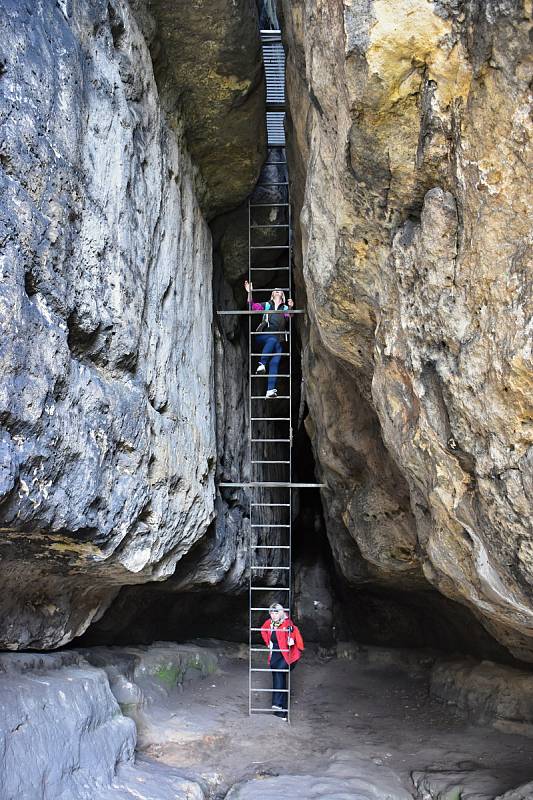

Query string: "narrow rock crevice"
[0, 1, 532, 798]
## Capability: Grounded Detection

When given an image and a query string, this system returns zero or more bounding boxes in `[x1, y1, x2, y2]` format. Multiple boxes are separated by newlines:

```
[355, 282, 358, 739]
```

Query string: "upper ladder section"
[261, 30, 285, 146]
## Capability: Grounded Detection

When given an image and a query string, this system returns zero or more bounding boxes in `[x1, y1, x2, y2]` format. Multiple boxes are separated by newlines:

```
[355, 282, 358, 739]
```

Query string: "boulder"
[282, 0, 533, 660]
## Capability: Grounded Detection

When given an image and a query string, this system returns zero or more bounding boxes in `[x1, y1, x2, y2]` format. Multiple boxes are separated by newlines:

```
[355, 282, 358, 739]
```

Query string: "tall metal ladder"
[248, 143, 293, 718]
[218, 28, 322, 723]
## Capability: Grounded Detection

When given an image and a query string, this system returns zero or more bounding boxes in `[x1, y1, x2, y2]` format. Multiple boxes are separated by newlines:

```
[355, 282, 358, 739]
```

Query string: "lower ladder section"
[248, 482, 293, 719]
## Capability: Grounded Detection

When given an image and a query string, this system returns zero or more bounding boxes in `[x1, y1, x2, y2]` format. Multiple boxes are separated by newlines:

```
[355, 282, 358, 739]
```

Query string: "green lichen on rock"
[154, 663, 182, 687]
[137, 645, 218, 688]
[443, 790, 463, 800]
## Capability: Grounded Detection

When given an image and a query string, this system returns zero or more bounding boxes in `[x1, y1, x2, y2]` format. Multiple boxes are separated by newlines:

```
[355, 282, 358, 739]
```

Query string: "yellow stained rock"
[368, 0, 471, 108]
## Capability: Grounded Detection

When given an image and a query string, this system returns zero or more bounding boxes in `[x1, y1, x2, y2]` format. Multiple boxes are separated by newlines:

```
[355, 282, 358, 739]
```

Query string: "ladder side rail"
[287, 176, 292, 724]
[248, 196, 253, 717]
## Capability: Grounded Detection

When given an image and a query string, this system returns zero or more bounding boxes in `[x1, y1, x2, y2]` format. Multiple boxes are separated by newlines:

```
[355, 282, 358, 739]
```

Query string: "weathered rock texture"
[283, 0, 533, 659]
[149, 0, 266, 218]
[0, 0, 263, 649]
[0, 648, 206, 799]
[81, 642, 219, 748]
[430, 657, 533, 737]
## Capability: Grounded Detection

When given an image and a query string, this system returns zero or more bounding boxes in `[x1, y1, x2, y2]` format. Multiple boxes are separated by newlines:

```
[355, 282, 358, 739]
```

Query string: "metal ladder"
[218, 28, 323, 723]
[247, 28, 293, 720]
[248, 147, 293, 718]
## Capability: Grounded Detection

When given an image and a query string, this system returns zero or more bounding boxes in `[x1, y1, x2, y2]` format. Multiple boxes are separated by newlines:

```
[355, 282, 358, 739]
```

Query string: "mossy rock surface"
[131, 644, 218, 689]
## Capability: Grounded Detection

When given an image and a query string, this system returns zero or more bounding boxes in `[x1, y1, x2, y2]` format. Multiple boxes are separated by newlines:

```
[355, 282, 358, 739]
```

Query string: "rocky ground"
[2, 640, 533, 798]
[137, 643, 533, 799]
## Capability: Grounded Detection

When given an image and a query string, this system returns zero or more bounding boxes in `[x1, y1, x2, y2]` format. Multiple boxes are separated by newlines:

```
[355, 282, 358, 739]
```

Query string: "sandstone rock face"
[149, 0, 266, 219]
[283, 1, 533, 659]
[225, 754, 413, 800]
[0, 650, 205, 799]
[0, 0, 262, 650]
[430, 658, 533, 737]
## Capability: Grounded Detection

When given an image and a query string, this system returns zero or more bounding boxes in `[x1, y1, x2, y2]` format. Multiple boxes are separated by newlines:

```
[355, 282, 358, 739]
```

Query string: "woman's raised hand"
[244, 280, 253, 293]
[288, 298, 294, 308]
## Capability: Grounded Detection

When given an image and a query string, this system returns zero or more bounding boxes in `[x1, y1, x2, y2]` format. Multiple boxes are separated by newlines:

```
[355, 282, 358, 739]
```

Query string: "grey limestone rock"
[225, 750, 413, 799]
[0, 650, 205, 800]
[0, 0, 221, 649]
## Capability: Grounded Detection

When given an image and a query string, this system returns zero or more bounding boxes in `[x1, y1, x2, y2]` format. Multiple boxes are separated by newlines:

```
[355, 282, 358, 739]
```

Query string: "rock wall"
[283, 1, 533, 659]
[0, 648, 207, 799]
[148, 0, 266, 218]
[0, 0, 264, 649]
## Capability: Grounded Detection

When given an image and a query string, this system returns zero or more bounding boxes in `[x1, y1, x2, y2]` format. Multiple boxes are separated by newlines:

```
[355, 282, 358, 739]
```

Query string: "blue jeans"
[256, 334, 283, 391]
[270, 650, 295, 710]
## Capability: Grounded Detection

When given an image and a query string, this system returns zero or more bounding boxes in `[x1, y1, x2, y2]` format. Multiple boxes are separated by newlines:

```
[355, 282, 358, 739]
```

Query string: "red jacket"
[260, 617, 304, 665]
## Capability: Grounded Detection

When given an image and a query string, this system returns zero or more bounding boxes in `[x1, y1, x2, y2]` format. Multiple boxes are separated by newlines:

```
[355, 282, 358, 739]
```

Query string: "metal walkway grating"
[261, 30, 285, 145]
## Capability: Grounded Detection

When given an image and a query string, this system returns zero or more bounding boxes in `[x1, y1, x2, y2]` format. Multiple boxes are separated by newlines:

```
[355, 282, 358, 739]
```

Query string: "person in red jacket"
[260, 602, 304, 720]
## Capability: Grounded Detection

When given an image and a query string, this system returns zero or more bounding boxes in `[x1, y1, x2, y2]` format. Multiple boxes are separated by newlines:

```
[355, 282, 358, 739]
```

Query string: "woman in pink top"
[245, 280, 294, 397]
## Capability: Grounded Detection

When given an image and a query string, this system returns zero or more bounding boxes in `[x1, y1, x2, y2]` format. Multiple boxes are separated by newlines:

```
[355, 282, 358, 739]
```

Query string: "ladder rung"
[251, 524, 291, 528]
[250, 245, 290, 250]
[220, 482, 324, 487]
[253, 546, 290, 549]
[250, 627, 291, 633]
[250, 708, 284, 713]
[257, 182, 288, 186]
[251, 503, 291, 507]
[250, 267, 290, 271]
[251, 417, 291, 420]
[251, 668, 290, 673]
[250, 588, 290, 592]
[250, 567, 291, 571]
[251, 374, 290, 378]
[217, 308, 299, 314]
[251, 688, 289, 693]
[251, 607, 289, 612]
[249, 289, 290, 294]
[251, 460, 291, 464]
[250, 438, 291, 442]
[251, 224, 289, 228]
[249, 203, 290, 207]
[251, 352, 289, 356]
[251, 396, 291, 400]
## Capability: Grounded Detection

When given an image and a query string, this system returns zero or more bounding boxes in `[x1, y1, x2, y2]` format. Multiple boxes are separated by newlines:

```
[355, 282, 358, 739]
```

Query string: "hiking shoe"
[274, 711, 288, 720]
[271, 705, 283, 711]
[256, 363, 266, 374]
[266, 388, 278, 398]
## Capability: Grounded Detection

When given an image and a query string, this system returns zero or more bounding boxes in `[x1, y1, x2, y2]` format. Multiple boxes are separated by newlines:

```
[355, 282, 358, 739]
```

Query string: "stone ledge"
[430, 659, 533, 736]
